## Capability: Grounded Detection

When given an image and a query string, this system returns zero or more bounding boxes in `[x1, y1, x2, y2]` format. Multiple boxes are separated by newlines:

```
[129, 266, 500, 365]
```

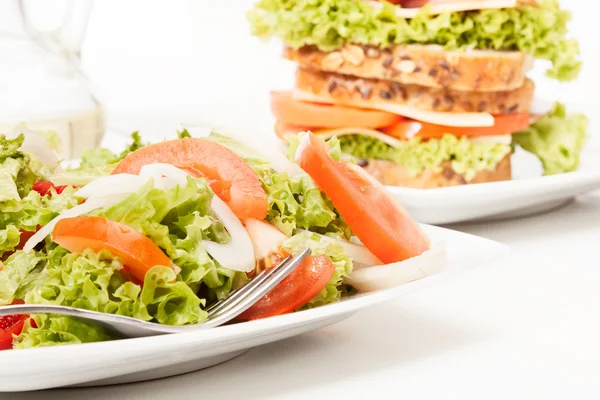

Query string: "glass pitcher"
[0, 0, 104, 159]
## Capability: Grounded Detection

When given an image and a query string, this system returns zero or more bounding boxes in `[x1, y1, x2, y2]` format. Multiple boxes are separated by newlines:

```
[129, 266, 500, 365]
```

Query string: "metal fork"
[0, 248, 310, 338]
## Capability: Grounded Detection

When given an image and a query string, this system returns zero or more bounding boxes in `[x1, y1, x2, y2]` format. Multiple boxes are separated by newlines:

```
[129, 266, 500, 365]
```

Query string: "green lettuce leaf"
[79, 147, 118, 169]
[287, 130, 510, 181]
[248, 0, 581, 81]
[96, 177, 240, 299]
[51, 164, 116, 187]
[0, 187, 79, 255]
[0, 134, 25, 160]
[178, 129, 192, 139]
[0, 250, 43, 305]
[79, 131, 147, 169]
[282, 231, 352, 308]
[331, 133, 511, 181]
[0, 225, 21, 257]
[207, 132, 351, 239]
[0, 134, 41, 206]
[0, 135, 79, 255]
[14, 316, 113, 349]
[55, 132, 148, 186]
[0, 187, 79, 232]
[513, 103, 588, 175]
[0, 157, 23, 206]
[12, 248, 205, 348]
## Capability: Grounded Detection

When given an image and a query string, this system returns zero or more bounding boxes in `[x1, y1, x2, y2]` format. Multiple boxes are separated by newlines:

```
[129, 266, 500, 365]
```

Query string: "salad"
[0, 128, 438, 350]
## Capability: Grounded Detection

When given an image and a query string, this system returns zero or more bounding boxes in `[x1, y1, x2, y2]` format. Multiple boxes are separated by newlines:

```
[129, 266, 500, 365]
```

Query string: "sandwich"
[249, 0, 588, 188]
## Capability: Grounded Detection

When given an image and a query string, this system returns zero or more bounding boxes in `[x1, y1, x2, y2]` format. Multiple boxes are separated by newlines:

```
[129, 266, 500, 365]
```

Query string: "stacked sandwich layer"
[250, 0, 588, 188]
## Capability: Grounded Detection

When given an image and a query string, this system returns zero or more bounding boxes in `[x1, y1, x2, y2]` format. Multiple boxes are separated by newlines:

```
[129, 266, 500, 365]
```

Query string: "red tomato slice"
[271, 91, 401, 129]
[295, 133, 430, 263]
[0, 301, 29, 351]
[112, 138, 268, 220]
[0, 315, 28, 350]
[381, 113, 530, 140]
[237, 255, 335, 320]
[32, 180, 71, 196]
[1, 229, 38, 259]
[53, 216, 173, 282]
[17, 230, 36, 248]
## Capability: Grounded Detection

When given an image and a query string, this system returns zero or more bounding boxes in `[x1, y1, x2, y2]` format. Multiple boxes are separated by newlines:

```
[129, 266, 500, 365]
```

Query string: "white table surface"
[8, 0, 600, 398]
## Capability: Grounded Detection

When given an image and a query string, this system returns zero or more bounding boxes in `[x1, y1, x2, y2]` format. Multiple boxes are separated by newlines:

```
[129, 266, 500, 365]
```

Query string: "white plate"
[388, 147, 600, 225]
[0, 224, 507, 392]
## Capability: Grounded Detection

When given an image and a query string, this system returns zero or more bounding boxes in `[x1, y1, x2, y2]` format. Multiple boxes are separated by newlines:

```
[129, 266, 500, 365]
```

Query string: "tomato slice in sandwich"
[382, 113, 530, 140]
[112, 138, 268, 220]
[271, 91, 401, 129]
[295, 132, 430, 263]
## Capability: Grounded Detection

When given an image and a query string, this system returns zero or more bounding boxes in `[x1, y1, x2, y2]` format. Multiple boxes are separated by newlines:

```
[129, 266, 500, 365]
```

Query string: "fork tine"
[205, 256, 291, 317]
[201, 248, 311, 328]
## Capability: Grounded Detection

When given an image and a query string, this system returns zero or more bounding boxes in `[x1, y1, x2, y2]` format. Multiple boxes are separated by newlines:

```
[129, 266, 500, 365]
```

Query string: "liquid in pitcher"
[0, 107, 105, 160]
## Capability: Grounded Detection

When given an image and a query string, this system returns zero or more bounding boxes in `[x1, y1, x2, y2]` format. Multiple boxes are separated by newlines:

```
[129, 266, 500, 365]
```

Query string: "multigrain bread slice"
[361, 154, 511, 188]
[285, 44, 533, 92]
[295, 67, 535, 114]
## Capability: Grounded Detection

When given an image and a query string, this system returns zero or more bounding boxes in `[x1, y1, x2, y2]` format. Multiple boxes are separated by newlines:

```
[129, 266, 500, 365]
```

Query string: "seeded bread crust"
[361, 154, 511, 188]
[285, 44, 533, 93]
[295, 67, 535, 114]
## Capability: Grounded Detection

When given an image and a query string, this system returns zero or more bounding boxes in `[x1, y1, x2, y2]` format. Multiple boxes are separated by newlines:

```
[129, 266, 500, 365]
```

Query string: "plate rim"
[386, 162, 600, 206]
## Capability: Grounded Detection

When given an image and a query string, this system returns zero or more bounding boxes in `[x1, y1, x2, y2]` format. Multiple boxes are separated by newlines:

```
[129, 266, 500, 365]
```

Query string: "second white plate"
[387, 147, 600, 225]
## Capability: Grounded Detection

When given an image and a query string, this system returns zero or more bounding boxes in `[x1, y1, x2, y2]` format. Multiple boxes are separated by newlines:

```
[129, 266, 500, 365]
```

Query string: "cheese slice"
[365, 0, 534, 18]
[311, 127, 513, 147]
[292, 89, 495, 128]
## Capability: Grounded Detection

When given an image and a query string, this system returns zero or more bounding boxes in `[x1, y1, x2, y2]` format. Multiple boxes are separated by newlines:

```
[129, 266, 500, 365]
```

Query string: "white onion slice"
[139, 163, 189, 190]
[202, 195, 255, 272]
[23, 194, 130, 252]
[296, 229, 381, 268]
[344, 234, 446, 292]
[75, 164, 191, 200]
[245, 218, 288, 260]
[74, 174, 148, 199]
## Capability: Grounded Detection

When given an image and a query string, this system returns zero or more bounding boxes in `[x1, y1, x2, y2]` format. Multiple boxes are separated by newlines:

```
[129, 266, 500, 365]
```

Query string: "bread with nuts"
[295, 67, 535, 114]
[361, 154, 512, 188]
[284, 44, 533, 93]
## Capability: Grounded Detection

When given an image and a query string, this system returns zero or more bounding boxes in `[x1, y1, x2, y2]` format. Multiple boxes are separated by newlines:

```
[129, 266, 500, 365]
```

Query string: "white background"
[9, 1, 600, 398]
